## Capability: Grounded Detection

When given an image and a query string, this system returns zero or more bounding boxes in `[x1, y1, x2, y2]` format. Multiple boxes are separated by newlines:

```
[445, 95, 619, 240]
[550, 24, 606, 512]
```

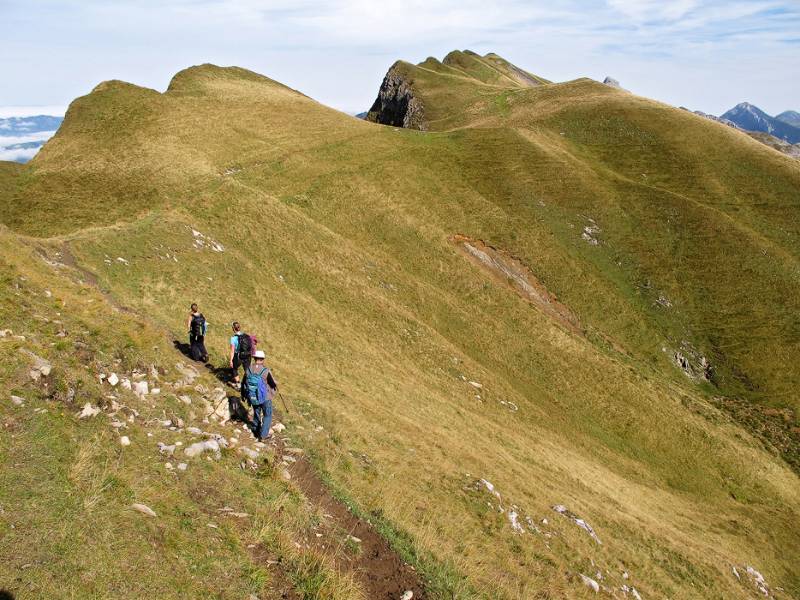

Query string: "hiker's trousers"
[252, 400, 272, 440]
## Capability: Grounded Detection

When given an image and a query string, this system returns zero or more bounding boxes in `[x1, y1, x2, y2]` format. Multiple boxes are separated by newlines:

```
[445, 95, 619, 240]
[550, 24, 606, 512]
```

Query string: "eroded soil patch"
[451, 234, 582, 335]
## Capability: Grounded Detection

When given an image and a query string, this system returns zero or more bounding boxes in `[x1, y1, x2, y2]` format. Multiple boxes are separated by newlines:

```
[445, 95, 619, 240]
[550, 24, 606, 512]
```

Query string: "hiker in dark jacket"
[241, 350, 277, 440]
[228, 321, 256, 385]
[187, 303, 208, 362]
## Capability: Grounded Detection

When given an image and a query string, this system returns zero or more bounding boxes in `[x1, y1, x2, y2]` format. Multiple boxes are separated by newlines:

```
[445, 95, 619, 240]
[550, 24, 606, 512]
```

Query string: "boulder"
[133, 381, 149, 397]
[107, 373, 119, 386]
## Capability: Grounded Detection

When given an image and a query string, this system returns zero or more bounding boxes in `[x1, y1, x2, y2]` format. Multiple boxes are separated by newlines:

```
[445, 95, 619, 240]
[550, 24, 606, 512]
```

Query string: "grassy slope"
[1, 60, 799, 598]
[0, 227, 376, 599]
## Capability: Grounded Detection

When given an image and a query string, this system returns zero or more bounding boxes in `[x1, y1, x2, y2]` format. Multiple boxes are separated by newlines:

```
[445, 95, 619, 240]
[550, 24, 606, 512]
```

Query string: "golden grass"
[1, 56, 799, 598]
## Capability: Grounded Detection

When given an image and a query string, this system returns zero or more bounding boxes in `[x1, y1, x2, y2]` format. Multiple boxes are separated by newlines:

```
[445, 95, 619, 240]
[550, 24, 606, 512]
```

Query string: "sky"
[1, 0, 798, 118]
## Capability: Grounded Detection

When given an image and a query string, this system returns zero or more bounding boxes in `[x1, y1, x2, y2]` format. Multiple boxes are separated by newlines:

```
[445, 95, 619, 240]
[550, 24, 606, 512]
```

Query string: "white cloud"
[606, 0, 699, 21]
[0, 146, 41, 162]
[0, 131, 58, 145]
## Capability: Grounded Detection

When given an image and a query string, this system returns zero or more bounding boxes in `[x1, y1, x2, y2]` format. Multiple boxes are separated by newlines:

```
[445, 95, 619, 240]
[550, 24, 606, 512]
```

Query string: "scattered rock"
[177, 463, 188, 471]
[131, 503, 156, 517]
[133, 381, 149, 397]
[179, 395, 192, 405]
[158, 442, 177, 456]
[10, 395, 25, 406]
[280, 469, 291, 480]
[671, 342, 713, 382]
[468, 381, 482, 389]
[121, 378, 132, 390]
[21, 349, 52, 381]
[507, 508, 525, 533]
[186, 426, 203, 435]
[107, 373, 119, 386]
[271, 422, 286, 433]
[164, 462, 173, 470]
[185, 439, 220, 458]
[401, 592, 413, 600]
[239, 447, 259, 461]
[745, 566, 770, 597]
[579, 573, 600, 593]
[120, 436, 131, 447]
[582, 222, 601, 245]
[552, 505, 602, 544]
[78, 403, 101, 419]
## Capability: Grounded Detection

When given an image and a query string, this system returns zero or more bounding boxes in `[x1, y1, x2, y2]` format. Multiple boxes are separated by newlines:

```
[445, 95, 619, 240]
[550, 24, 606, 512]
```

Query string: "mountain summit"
[365, 50, 548, 130]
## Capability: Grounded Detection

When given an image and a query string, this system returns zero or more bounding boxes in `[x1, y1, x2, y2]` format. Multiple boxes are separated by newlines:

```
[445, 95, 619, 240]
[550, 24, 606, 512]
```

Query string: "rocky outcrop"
[365, 62, 426, 130]
[603, 76, 621, 89]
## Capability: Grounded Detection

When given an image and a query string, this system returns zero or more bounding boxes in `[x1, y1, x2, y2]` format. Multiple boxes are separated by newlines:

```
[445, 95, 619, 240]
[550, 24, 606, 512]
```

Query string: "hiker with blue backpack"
[241, 350, 278, 440]
[229, 321, 257, 386]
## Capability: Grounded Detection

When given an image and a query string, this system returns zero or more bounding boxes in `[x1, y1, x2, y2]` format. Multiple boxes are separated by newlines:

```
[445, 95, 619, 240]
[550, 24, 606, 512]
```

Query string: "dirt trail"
[287, 455, 425, 599]
[47, 240, 427, 600]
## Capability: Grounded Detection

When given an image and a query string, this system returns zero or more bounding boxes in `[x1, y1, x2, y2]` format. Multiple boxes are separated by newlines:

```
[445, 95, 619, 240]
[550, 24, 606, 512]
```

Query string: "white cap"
[253, 350, 266, 359]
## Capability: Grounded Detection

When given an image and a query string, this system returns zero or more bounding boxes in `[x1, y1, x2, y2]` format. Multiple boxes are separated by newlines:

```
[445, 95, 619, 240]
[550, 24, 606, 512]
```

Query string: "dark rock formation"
[365, 62, 426, 130]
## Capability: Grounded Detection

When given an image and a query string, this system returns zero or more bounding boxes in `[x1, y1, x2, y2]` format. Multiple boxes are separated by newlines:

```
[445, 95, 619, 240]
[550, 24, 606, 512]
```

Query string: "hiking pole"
[278, 391, 290, 414]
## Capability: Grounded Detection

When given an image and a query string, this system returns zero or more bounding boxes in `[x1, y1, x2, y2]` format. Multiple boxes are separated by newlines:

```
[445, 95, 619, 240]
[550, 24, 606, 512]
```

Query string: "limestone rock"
[10, 395, 25, 406]
[579, 574, 600, 593]
[239, 447, 259, 461]
[78, 403, 101, 419]
[107, 373, 119, 387]
[185, 439, 220, 458]
[365, 62, 427, 130]
[120, 436, 131, 446]
[401, 592, 413, 600]
[133, 381, 149, 397]
[131, 503, 157, 517]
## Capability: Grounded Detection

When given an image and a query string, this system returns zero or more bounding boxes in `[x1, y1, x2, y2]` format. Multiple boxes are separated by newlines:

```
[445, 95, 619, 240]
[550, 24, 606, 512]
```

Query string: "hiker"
[229, 321, 256, 385]
[187, 303, 208, 362]
[241, 350, 278, 440]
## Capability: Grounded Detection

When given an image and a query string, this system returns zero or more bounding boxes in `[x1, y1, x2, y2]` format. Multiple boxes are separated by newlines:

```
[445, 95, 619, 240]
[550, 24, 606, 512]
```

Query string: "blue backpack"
[244, 366, 269, 405]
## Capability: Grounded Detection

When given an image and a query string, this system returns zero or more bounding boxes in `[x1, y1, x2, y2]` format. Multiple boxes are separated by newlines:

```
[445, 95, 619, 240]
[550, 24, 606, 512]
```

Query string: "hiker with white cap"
[241, 349, 278, 440]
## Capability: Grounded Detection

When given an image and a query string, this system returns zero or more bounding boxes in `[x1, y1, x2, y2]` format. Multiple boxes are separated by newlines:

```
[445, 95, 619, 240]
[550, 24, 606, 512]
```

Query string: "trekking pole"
[278, 391, 290, 414]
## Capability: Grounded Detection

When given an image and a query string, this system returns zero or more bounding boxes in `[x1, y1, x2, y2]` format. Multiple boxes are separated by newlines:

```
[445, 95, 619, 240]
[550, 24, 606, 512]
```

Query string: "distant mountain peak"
[721, 102, 800, 144]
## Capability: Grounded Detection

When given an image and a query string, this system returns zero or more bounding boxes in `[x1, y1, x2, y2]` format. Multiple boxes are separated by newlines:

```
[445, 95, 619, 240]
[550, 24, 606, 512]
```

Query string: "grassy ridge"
[1, 56, 799, 598]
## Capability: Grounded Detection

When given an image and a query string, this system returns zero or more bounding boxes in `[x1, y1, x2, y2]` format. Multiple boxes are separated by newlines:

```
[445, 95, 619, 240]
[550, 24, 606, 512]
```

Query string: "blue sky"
[1, 0, 798, 117]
